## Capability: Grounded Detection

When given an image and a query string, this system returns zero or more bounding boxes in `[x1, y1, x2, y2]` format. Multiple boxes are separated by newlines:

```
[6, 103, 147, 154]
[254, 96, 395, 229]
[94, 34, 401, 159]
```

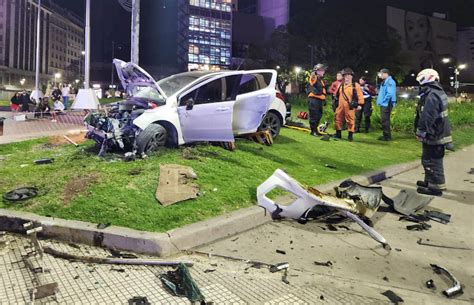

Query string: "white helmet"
[416, 69, 439, 85]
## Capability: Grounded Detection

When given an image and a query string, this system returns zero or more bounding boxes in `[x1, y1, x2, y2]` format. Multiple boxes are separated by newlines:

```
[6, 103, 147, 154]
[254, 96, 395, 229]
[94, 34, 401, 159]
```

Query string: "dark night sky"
[54, 0, 473, 27]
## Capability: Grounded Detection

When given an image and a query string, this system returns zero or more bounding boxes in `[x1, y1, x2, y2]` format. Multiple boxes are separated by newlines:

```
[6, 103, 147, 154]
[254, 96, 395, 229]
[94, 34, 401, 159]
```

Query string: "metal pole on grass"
[131, 0, 140, 64]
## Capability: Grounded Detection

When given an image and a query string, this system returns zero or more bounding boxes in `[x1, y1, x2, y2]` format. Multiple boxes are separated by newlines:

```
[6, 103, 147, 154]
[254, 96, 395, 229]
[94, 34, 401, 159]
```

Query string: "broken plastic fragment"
[257, 169, 388, 247]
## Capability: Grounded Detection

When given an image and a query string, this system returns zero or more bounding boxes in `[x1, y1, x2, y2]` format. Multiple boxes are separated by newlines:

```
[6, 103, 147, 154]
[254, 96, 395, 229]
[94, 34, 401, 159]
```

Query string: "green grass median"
[0, 100, 473, 232]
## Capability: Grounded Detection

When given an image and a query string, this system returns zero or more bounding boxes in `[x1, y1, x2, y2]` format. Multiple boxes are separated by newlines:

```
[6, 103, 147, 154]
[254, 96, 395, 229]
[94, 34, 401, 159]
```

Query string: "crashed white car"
[85, 59, 288, 156]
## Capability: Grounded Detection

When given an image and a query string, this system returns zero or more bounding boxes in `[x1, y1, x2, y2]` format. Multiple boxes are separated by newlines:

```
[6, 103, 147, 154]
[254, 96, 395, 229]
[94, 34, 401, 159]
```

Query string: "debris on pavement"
[314, 261, 333, 267]
[203, 269, 216, 273]
[431, 264, 463, 298]
[44, 246, 194, 266]
[276, 249, 286, 255]
[269, 262, 289, 273]
[155, 164, 199, 206]
[34, 158, 55, 165]
[257, 169, 389, 248]
[110, 249, 139, 259]
[381, 290, 404, 304]
[128, 296, 151, 305]
[3, 187, 39, 202]
[384, 189, 433, 216]
[468, 168, 474, 175]
[97, 223, 111, 230]
[424, 210, 451, 224]
[160, 263, 206, 303]
[383, 276, 389, 282]
[417, 238, 472, 251]
[406, 223, 431, 231]
[426, 279, 436, 289]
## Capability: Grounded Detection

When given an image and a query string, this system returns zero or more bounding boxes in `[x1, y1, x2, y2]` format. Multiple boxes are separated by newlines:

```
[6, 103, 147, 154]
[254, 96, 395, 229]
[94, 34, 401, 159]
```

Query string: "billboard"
[387, 6, 457, 73]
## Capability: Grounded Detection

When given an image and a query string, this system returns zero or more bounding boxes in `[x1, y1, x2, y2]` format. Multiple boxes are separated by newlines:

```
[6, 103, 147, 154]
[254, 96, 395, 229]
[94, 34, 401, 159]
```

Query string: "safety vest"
[308, 76, 326, 100]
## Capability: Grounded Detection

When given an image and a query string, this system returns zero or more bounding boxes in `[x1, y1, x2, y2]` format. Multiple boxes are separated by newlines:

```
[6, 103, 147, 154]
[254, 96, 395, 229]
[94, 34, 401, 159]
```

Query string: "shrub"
[288, 95, 474, 133]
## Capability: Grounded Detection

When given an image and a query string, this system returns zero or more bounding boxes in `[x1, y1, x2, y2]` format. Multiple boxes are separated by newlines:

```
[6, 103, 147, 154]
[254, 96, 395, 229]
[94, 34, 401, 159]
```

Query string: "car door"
[177, 73, 241, 143]
[233, 70, 277, 135]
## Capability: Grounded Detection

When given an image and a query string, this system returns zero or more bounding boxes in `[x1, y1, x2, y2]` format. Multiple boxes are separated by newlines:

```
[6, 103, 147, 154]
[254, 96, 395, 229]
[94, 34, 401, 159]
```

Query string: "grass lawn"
[0, 100, 9, 107]
[1, 100, 473, 232]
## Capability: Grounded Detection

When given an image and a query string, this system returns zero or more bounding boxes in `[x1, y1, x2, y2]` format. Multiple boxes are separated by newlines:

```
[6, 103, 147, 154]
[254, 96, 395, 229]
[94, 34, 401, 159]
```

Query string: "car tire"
[259, 112, 281, 139]
[136, 124, 167, 155]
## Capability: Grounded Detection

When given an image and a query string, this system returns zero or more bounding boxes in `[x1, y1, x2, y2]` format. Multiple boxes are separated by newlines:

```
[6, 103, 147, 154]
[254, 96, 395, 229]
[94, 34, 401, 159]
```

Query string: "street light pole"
[111, 40, 115, 86]
[131, 0, 140, 64]
[84, 0, 91, 89]
[33, 0, 42, 103]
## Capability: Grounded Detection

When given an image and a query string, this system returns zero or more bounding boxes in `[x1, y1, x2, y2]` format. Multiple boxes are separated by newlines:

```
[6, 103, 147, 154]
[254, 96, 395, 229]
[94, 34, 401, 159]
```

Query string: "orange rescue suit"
[308, 75, 326, 100]
[335, 82, 364, 132]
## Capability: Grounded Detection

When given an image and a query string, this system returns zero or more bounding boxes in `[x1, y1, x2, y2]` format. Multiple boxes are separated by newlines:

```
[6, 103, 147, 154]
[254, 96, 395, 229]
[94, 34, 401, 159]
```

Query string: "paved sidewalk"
[198, 145, 474, 304]
[0, 111, 85, 144]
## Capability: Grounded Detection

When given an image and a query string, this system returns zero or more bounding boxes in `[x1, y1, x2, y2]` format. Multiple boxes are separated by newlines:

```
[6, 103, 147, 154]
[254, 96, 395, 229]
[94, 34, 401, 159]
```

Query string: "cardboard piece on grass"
[156, 164, 199, 206]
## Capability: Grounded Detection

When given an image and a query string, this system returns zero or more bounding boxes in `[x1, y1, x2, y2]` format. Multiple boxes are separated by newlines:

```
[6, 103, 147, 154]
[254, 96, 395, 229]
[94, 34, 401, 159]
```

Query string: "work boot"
[365, 125, 370, 133]
[348, 132, 353, 142]
[378, 136, 391, 141]
[334, 130, 342, 139]
[417, 186, 443, 197]
[416, 180, 428, 187]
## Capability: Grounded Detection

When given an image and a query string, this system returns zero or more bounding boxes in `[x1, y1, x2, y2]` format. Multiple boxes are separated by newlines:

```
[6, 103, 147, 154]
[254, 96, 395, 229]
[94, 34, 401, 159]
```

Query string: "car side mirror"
[185, 98, 194, 111]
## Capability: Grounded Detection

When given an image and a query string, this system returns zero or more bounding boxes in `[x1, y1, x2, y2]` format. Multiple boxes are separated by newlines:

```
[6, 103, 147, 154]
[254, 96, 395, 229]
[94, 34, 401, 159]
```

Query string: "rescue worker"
[376, 68, 396, 141]
[355, 76, 375, 133]
[307, 64, 327, 136]
[329, 71, 343, 112]
[334, 68, 364, 141]
[414, 68, 453, 196]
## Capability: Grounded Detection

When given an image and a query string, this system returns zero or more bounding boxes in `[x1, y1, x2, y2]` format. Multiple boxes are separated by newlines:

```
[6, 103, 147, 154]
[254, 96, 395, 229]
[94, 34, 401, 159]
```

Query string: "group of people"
[307, 64, 396, 142]
[10, 84, 69, 122]
[306, 64, 452, 197]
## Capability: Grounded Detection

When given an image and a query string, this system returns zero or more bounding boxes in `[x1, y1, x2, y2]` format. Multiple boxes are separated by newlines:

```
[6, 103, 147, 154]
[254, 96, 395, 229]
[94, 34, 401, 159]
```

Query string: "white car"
[85, 59, 288, 156]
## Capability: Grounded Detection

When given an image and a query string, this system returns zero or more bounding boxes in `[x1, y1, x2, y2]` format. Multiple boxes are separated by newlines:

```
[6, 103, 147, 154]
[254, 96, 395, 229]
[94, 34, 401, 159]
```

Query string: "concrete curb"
[0, 160, 420, 257]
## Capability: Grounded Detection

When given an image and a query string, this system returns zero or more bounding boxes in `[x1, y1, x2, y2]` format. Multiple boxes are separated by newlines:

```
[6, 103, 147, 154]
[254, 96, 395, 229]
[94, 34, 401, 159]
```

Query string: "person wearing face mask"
[333, 68, 364, 142]
[307, 64, 328, 136]
[414, 68, 453, 196]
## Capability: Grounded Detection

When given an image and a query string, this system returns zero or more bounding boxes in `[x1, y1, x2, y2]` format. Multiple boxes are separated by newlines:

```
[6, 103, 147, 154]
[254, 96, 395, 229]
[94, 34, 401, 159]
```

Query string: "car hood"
[113, 59, 166, 98]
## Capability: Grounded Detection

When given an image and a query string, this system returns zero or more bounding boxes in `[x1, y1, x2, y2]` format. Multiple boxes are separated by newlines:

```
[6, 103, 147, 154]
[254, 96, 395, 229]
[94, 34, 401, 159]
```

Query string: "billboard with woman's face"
[387, 6, 456, 72]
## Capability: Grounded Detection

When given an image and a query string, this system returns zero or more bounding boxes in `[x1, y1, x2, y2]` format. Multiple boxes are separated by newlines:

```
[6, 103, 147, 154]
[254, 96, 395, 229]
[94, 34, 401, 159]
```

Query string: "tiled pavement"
[0, 111, 86, 144]
[0, 233, 381, 304]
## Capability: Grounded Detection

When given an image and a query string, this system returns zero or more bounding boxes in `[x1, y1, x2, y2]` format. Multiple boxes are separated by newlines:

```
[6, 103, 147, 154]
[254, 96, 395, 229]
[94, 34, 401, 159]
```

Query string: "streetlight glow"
[442, 58, 450, 64]
[458, 64, 467, 70]
[294, 66, 302, 74]
[276, 65, 280, 70]
[364, 70, 368, 74]
[81, 50, 86, 56]
[54, 73, 61, 79]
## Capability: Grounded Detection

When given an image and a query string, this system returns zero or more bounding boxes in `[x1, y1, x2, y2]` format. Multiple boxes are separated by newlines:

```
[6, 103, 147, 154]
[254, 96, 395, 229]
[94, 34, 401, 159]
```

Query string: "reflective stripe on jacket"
[308, 76, 326, 100]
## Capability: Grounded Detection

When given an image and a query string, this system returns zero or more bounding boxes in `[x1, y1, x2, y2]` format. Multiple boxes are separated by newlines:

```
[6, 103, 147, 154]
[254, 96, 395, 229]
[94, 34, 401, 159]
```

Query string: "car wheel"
[259, 112, 281, 139]
[136, 124, 167, 155]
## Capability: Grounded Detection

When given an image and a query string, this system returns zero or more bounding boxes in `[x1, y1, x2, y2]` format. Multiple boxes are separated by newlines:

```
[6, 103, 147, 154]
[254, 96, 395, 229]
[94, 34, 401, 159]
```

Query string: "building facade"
[0, 0, 83, 91]
[457, 27, 474, 82]
[186, 0, 233, 71]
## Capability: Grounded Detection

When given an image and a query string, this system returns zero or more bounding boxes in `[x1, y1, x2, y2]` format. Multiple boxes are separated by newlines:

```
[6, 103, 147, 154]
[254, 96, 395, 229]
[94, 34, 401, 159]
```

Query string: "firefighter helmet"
[416, 68, 440, 85]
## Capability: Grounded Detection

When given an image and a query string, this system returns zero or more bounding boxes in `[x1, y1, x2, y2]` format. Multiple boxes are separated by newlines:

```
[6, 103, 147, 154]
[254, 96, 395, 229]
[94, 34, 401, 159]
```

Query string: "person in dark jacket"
[355, 76, 376, 133]
[19, 90, 33, 112]
[414, 68, 453, 196]
[10, 92, 21, 112]
[307, 63, 327, 136]
[51, 87, 62, 102]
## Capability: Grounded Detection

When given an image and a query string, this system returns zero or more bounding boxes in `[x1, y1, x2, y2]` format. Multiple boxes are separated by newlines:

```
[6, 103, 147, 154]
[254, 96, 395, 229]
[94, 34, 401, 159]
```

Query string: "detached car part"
[257, 169, 388, 247]
[431, 264, 463, 298]
[3, 187, 39, 202]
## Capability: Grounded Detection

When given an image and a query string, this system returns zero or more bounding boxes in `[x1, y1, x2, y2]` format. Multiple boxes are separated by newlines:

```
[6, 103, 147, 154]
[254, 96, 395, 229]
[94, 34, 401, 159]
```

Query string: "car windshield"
[132, 86, 166, 105]
[157, 74, 202, 96]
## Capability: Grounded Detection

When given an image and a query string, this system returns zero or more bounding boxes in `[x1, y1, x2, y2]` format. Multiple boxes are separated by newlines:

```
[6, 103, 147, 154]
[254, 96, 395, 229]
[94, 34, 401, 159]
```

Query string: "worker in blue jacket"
[376, 68, 396, 141]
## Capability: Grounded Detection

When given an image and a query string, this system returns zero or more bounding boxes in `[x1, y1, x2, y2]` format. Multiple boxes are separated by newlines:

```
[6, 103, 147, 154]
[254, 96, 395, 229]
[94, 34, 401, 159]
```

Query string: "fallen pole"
[43, 246, 193, 267]
[63, 135, 79, 147]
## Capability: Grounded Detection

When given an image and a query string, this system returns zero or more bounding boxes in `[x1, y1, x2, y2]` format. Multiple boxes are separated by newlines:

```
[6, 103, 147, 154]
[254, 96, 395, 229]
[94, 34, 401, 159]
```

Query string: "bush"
[288, 95, 474, 133]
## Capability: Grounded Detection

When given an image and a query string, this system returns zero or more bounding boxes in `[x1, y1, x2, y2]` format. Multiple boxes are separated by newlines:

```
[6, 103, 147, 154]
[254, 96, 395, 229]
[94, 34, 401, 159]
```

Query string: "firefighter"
[334, 68, 364, 141]
[414, 68, 453, 196]
[307, 63, 327, 136]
